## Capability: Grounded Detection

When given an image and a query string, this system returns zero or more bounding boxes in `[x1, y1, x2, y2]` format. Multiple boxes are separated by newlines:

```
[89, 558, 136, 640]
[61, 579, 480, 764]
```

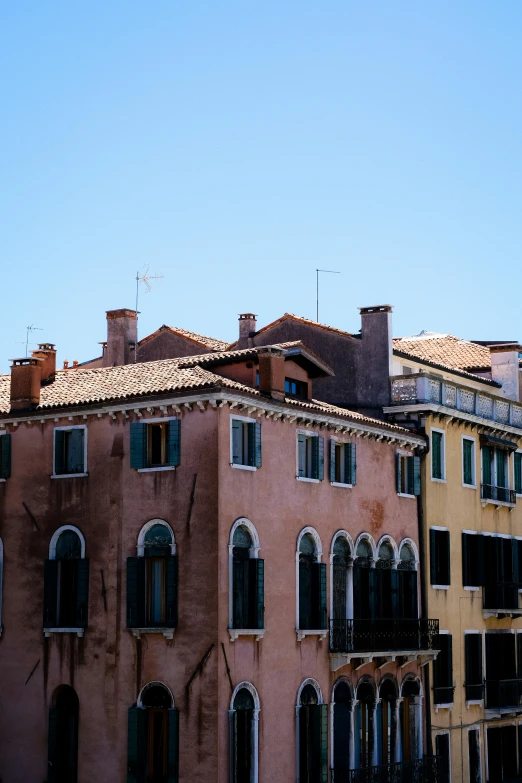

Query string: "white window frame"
[329, 531, 354, 621]
[330, 437, 354, 489]
[51, 424, 88, 479]
[466, 726, 483, 783]
[228, 518, 265, 641]
[430, 427, 446, 483]
[461, 435, 477, 489]
[485, 720, 516, 783]
[396, 449, 416, 498]
[296, 429, 320, 483]
[296, 527, 326, 640]
[0, 432, 9, 483]
[464, 630, 483, 707]
[430, 525, 450, 590]
[137, 416, 178, 473]
[462, 530, 480, 592]
[433, 730, 451, 782]
[132, 519, 176, 639]
[230, 415, 258, 472]
[45, 525, 86, 637]
[230, 681, 260, 783]
[296, 678, 324, 781]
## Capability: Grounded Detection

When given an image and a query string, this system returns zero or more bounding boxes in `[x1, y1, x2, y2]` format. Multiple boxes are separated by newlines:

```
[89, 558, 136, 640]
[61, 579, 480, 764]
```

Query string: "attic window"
[285, 378, 308, 399]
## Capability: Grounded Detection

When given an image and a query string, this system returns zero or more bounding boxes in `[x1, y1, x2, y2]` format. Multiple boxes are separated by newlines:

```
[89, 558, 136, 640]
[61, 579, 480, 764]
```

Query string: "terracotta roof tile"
[393, 333, 492, 372]
[229, 313, 355, 348]
[163, 326, 230, 351]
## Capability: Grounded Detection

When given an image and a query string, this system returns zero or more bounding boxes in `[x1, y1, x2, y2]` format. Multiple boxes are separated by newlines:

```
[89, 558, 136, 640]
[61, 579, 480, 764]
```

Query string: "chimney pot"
[237, 313, 257, 349]
[104, 309, 138, 367]
[257, 346, 285, 401]
[63, 360, 69, 369]
[9, 357, 43, 410]
[31, 343, 56, 383]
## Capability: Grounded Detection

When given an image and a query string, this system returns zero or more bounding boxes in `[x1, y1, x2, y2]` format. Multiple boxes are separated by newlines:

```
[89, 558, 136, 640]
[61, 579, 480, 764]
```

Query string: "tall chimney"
[357, 305, 394, 409]
[258, 346, 285, 401]
[104, 309, 138, 367]
[237, 313, 257, 349]
[10, 357, 42, 410]
[489, 344, 522, 401]
[31, 343, 56, 383]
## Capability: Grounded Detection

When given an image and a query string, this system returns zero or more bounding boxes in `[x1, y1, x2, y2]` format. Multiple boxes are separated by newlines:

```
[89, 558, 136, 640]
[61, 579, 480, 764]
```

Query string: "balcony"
[481, 483, 516, 507]
[485, 679, 522, 712]
[329, 619, 439, 671]
[483, 582, 522, 619]
[332, 756, 442, 783]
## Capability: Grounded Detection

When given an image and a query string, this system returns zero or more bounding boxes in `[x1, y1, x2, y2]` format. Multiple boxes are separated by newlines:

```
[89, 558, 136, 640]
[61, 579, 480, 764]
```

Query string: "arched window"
[48, 685, 79, 783]
[400, 678, 423, 762]
[333, 680, 353, 776]
[297, 530, 326, 632]
[297, 680, 327, 783]
[127, 520, 177, 635]
[44, 527, 89, 632]
[353, 538, 374, 620]
[229, 520, 264, 637]
[377, 678, 399, 766]
[375, 539, 397, 620]
[355, 680, 376, 769]
[398, 542, 419, 620]
[332, 537, 352, 621]
[128, 682, 179, 782]
[230, 682, 260, 783]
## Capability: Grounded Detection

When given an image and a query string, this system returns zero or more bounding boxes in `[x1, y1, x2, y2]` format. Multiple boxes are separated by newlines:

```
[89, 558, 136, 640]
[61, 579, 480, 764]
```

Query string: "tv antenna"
[134, 265, 164, 361]
[316, 269, 340, 322]
[16, 324, 43, 357]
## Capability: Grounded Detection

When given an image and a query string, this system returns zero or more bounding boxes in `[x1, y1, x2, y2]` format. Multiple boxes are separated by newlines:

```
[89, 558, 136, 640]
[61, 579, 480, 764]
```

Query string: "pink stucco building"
[0, 315, 438, 782]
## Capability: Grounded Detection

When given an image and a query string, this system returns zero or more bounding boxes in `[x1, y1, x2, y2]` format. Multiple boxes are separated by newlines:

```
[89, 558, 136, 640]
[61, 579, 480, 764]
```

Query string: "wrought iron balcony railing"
[485, 679, 522, 710]
[483, 582, 521, 612]
[433, 686, 455, 705]
[481, 484, 516, 505]
[329, 619, 439, 654]
[332, 756, 442, 783]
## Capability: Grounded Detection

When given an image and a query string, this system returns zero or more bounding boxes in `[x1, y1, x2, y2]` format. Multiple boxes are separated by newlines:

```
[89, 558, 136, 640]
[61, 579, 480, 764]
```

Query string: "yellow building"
[386, 334, 522, 783]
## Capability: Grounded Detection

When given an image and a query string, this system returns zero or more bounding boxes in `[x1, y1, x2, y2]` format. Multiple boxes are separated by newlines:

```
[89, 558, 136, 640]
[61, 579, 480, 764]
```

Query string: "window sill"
[130, 627, 175, 640]
[466, 700, 483, 708]
[464, 586, 480, 592]
[51, 473, 88, 479]
[431, 477, 447, 484]
[462, 483, 477, 490]
[229, 628, 266, 642]
[432, 585, 449, 590]
[44, 627, 84, 638]
[137, 466, 175, 473]
[481, 498, 516, 510]
[296, 629, 328, 642]
[433, 702, 454, 712]
[331, 482, 353, 489]
[397, 492, 416, 499]
[296, 477, 320, 484]
[231, 463, 257, 472]
[0, 478, 5, 484]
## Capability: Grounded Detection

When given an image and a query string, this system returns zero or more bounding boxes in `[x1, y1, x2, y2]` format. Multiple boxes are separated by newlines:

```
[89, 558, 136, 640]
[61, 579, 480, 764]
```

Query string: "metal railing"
[483, 582, 520, 611]
[332, 756, 442, 783]
[485, 679, 522, 710]
[481, 484, 516, 504]
[329, 619, 439, 654]
[433, 686, 455, 705]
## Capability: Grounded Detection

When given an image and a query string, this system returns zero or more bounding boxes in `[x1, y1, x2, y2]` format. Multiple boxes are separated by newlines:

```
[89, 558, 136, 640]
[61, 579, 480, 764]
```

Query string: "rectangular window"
[130, 420, 180, 470]
[126, 555, 178, 630]
[431, 430, 445, 480]
[231, 419, 262, 468]
[433, 634, 454, 704]
[396, 453, 421, 496]
[463, 438, 475, 487]
[284, 377, 308, 399]
[0, 433, 11, 480]
[435, 734, 450, 783]
[330, 440, 356, 486]
[515, 453, 522, 495]
[297, 433, 324, 481]
[464, 634, 483, 701]
[54, 427, 86, 475]
[462, 533, 484, 588]
[430, 528, 451, 586]
[468, 730, 481, 783]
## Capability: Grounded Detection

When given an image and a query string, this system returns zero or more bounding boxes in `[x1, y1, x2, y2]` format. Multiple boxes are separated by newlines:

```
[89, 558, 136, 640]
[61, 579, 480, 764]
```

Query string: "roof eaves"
[393, 349, 501, 387]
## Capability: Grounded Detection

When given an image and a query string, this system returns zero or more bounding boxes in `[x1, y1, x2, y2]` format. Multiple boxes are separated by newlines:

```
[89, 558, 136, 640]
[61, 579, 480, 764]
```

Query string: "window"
[487, 725, 517, 782]
[464, 633, 483, 701]
[128, 683, 179, 783]
[332, 537, 352, 621]
[398, 542, 419, 620]
[231, 418, 262, 469]
[355, 681, 375, 768]
[0, 433, 11, 480]
[127, 521, 177, 633]
[44, 527, 89, 631]
[230, 524, 264, 633]
[430, 528, 450, 587]
[353, 539, 374, 619]
[481, 442, 515, 503]
[297, 433, 324, 481]
[431, 430, 445, 480]
[462, 533, 484, 589]
[435, 734, 450, 783]
[333, 681, 352, 775]
[485, 633, 517, 710]
[330, 441, 356, 486]
[130, 419, 180, 470]
[468, 729, 481, 783]
[285, 377, 308, 399]
[54, 427, 86, 476]
[297, 681, 328, 783]
[230, 683, 260, 783]
[483, 537, 519, 611]
[48, 685, 79, 783]
[515, 452, 522, 495]
[396, 453, 421, 496]
[463, 438, 476, 487]
[433, 634, 454, 705]
[298, 532, 326, 632]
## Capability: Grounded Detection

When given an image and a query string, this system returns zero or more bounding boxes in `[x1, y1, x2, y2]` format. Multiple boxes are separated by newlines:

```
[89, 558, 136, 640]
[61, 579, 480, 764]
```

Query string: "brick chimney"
[104, 309, 138, 367]
[357, 305, 394, 409]
[31, 343, 56, 383]
[258, 346, 285, 401]
[237, 313, 257, 349]
[10, 357, 43, 410]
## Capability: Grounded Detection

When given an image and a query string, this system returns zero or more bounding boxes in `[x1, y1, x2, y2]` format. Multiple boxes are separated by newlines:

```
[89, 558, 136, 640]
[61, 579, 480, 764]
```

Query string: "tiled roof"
[229, 313, 355, 348]
[140, 325, 229, 352]
[393, 333, 492, 372]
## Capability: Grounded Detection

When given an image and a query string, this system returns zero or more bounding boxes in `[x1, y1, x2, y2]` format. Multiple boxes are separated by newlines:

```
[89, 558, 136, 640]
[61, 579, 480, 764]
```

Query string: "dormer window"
[284, 377, 307, 399]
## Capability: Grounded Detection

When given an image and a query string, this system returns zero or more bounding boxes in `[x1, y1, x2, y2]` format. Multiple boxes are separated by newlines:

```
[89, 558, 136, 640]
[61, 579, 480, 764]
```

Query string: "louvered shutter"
[329, 440, 336, 483]
[68, 428, 85, 473]
[413, 456, 421, 495]
[390, 569, 400, 618]
[233, 557, 247, 629]
[346, 443, 356, 486]
[165, 555, 178, 628]
[254, 422, 262, 468]
[297, 434, 306, 477]
[463, 440, 473, 485]
[167, 420, 181, 467]
[168, 708, 179, 783]
[232, 420, 242, 465]
[369, 567, 377, 619]
[249, 558, 264, 629]
[54, 430, 66, 475]
[318, 562, 327, 629]
[299, 561, 311, 630]
[442, 531, 451, 586]
[127, 707, 148, 783]
[312, 436, 324, 481]
[75, 559, 89, 628]
[462, 533, 470, 587]
[396, 454, 402, 493]
[43, 559, 59, 628]
[230, 710, 238, 783]
[446, 634, 453, 689]
[0, 434, 11, 479]
[130, 423, 147, 470]
[515, 453, 522, 495]
[432, 432, 442, 479]
[407, 456, 415, 495]
[429, 530, 437, 585]
[47, 706, 58, 783]
[126, 557, 145, 628]
[482, 446, 492, 486]
[476, 534, 485, 587]
[318, 703, 329, 783]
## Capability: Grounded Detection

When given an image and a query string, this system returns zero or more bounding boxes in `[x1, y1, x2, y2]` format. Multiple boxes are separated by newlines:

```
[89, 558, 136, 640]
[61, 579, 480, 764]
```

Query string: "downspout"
[417, 443, 433, 757]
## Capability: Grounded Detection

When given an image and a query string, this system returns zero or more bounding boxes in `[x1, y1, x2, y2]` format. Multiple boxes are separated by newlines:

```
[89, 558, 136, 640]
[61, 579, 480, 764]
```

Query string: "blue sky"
[1, 2, 521, 372]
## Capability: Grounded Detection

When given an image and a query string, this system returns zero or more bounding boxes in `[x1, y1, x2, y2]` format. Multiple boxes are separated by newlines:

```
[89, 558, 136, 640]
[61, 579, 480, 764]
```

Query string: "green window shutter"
[47, 706, 58, 783]
[476, 534, 485, 587]
[168, 708, 179, 783]
[462, 533, 470, 587]
[463, 440, 473, 485]
[407, 457, 415, 495]
[299, 561, 311, 630]
[496, 450, 506, 488]
[232, 420, 242, 465]
[396, 454, 402, 493]
[432, 431, 443, 479]
[68, 428, 85, 473]
[315, 562, 327, 629]
[127, 706, 148, 783]
[482, 446, 492, 486]
[168, 420, 181, 467]
[254, 422, 262, 468]
[515, 453, 522, 495]
[390, 569, 400, 618]
[54, 430, 66, 475]
[130, 423, 147, 470]
[329, 440, 336, 483]
[413, 455, 421, 495]
[75, 558, 90, 628]
[0, 434, 11, 479]
[345, 443, 356, 485]
[312, 436, 324, 481]
[249, 558, 264, 629]
[312, 703, 329, 783]
[126, 557, 146, 628]
[297, 434, 306, 478]
[443, 530, 451, 586]
[429, 529, 437, 586]
[165, 555, 178, 628]
[446, 634, 453, 688]
[43, 559, 59, 628]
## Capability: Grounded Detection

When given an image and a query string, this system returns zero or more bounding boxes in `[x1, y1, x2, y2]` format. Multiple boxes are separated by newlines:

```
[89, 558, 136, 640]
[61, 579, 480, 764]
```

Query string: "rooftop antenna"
[135, 265, 164, 362]
[16, 325, 43, 357]
[316, 269, 340, 322]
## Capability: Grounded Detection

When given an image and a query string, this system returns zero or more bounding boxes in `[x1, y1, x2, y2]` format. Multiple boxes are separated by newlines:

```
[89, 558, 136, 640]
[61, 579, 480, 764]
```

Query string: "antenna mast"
[134, 265, 164, 362]
[316, 269, 340, 322]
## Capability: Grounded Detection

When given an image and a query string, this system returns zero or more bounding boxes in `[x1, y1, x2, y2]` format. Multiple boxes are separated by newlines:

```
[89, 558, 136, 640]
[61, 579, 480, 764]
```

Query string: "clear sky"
[1, 1, 521, 372]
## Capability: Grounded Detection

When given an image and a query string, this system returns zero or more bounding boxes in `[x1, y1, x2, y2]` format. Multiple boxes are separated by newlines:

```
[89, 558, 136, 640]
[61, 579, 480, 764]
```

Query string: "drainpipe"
[417, 444, 433, 757]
